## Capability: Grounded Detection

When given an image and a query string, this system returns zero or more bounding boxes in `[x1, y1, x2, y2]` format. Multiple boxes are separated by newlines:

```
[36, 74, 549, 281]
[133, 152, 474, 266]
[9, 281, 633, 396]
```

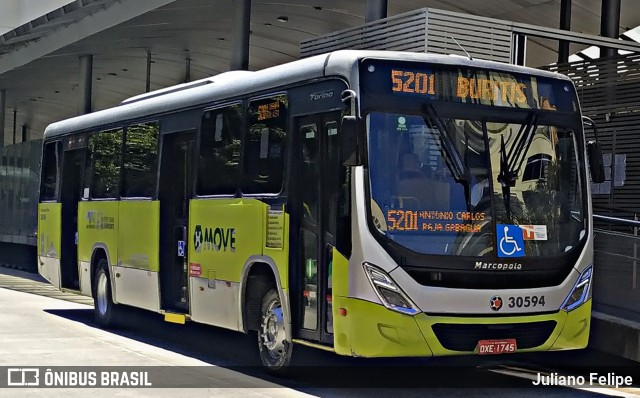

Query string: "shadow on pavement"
[42, 305, 622, 394]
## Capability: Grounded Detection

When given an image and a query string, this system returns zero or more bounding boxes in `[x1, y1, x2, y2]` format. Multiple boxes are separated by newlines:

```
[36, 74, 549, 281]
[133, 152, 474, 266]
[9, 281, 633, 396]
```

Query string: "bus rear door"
[158, 130, 195, 313]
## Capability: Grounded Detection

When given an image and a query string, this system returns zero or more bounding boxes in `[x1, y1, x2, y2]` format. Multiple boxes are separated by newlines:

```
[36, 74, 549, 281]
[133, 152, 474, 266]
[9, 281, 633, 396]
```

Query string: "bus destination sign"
[391, 68, 528, 106]
[360, 59, 577, 112]
[257, 100, 281, 121]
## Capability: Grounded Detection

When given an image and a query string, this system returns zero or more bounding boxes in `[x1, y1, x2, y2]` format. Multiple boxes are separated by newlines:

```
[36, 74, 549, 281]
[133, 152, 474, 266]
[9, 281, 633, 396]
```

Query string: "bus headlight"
[363, 262, 419, 315]
[561, 265, 593, 312]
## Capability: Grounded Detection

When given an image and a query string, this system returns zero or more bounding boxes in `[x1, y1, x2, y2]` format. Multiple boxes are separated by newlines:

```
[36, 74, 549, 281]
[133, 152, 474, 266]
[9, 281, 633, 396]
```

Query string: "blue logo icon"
[177, 240, 185, 257]
[496, 224, 524, 258]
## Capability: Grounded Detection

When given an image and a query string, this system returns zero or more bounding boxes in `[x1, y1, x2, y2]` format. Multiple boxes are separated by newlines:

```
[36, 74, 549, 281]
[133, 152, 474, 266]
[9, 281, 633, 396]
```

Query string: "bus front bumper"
[332, 296, 591, 357]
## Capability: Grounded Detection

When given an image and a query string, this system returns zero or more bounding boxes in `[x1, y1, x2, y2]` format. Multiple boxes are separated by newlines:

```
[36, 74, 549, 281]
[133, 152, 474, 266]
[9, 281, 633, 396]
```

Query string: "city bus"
[37, 50, 602, 372]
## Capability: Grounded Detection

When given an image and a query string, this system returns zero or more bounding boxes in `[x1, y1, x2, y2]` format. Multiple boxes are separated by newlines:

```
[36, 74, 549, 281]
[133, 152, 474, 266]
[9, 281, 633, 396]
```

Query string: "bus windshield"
[367, 111, 586, 258]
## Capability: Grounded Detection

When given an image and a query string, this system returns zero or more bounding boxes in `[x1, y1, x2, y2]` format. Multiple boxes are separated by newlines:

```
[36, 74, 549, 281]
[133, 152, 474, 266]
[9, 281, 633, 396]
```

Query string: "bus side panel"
[332, 248, 434, 357]
[331, 248, 350, 355]
[77, 201, 119, 297]
[38, 203, 62, 289]
[114, 200, 160, 312]
[188, 198, 265, 330]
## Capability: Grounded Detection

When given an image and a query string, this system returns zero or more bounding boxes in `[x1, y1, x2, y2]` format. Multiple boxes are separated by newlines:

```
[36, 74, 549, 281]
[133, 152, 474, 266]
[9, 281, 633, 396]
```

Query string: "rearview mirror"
[582, 116, 605, 184]
[340, 115, 359, 166]
[587, 141, 605, 183]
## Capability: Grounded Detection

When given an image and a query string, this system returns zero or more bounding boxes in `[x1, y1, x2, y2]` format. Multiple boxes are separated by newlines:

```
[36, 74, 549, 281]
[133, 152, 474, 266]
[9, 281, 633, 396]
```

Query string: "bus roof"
[43, 50, 571, 140]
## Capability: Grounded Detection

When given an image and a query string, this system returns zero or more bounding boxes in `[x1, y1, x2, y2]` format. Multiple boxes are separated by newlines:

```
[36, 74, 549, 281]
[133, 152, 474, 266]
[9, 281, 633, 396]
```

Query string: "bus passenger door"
[59, 148, 84, 291]
[295, 112, 342, 345]
[158, 131, 194, 313]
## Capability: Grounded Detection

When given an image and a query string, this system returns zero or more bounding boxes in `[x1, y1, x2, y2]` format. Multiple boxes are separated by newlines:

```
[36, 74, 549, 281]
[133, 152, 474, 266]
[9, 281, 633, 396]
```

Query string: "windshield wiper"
[496, 112, 539, 220]
[421, 104, 472, 210]
[497, 134, 514, 219]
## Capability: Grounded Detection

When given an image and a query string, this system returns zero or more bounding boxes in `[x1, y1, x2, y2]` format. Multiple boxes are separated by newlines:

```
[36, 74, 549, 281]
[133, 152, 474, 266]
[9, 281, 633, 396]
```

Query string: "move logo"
[194, 225, 236, 253]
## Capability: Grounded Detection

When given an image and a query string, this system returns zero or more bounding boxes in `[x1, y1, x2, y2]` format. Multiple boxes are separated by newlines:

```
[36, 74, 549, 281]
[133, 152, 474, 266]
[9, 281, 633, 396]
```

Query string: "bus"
[37, 50, 602, 372]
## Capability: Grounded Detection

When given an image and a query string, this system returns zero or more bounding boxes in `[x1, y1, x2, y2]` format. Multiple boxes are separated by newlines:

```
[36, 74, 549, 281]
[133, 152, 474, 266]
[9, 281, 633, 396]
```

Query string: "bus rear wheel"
[93, 259, 117, 328]
[257, 289, 292, 373]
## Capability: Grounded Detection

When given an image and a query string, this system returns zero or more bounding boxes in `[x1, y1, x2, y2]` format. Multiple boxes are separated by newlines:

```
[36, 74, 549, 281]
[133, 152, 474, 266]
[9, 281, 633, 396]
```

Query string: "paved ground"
[0, 266, 639, 397]
[0, 268, 311, 397]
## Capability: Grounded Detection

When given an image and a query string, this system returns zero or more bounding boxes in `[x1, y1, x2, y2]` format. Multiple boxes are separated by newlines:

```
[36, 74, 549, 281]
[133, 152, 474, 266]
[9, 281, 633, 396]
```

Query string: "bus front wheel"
[257, 289, 292, 373]
[93, 259, 117, 328]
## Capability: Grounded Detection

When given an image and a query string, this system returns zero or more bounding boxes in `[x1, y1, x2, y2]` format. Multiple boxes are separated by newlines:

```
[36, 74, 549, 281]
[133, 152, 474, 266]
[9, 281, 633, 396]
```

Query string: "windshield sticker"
[386, 209, 487, 233]
[189, 263, 202, 278]
[521, 225, 548, 241]
[396, 116, 408, 132]
[497, 224, 525, 258]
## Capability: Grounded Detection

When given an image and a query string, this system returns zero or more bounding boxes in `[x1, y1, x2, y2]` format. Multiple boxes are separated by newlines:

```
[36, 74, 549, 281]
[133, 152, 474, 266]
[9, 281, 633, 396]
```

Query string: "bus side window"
[90, 128, 123, 199]
[41, 142, 59, 201]
[242, 94, 288, 195]
[122, 122, 159, 198]
[198, 104, 243, 196]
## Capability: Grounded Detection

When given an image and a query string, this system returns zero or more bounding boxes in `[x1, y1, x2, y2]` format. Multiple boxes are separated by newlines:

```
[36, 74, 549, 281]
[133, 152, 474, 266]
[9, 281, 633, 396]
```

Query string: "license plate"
[477, 339, 517, 355]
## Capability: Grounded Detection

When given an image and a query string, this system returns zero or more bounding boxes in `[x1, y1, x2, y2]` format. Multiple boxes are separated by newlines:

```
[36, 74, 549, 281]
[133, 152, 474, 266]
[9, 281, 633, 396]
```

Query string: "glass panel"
[367, 111, 586, 258]
[173, 139, 193, 219]
[122, 122, 159, 197]
[90, 129, 123, 199]
[490, 126, 584, 256]
[41, 142, 58, 201]
[242, 95, 288, 194]
[325, 121, 340, 235]
[198, 104, 243, 195]
[326, 245, 333, 334]
[300, 123, 319, 225]
[367, 113, 492, 256]
[302, 229, 318, 331]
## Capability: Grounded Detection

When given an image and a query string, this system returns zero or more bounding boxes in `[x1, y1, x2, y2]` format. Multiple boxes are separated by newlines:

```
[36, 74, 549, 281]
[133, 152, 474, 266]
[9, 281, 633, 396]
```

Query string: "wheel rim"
[96, 272, 108, 317]
[260, 299, 286, 361]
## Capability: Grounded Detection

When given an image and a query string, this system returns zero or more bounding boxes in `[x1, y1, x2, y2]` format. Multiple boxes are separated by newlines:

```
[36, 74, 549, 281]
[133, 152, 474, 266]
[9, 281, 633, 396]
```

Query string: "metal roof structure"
[0, 0, 638, 144]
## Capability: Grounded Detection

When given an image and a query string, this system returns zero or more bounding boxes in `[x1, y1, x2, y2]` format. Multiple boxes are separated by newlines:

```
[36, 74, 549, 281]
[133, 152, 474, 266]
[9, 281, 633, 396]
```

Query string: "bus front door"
[159, 131, 194, 313]
[295, 112, 341, 345]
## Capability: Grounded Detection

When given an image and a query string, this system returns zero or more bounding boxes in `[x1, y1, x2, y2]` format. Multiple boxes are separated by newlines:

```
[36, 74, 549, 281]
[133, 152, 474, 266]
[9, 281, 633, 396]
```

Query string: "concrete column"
[78, 55, 93, 115]
[185, 57, 191, 83]
[558, 0, 572, 64]
[146, 51, 152, 93]
[0, 90, 5, 149]
[12, 109, 16, 145]
[230, 0, 251, 71]
[365, 0, 387, 23]
[600, 0, 621, 58]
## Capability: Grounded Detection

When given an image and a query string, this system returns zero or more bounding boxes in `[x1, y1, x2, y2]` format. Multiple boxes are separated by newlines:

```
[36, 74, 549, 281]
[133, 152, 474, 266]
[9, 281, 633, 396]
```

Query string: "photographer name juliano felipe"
[532, 372, 633, 388]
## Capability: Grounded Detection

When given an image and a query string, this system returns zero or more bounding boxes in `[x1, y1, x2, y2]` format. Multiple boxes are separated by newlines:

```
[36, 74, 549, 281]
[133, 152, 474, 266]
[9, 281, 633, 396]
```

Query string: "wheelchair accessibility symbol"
[496, 224, 525, 258]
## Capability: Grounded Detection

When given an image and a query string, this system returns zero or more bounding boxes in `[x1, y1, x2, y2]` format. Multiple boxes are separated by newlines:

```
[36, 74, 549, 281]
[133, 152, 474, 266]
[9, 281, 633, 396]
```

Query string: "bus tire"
[93, 259, 117, 328]
[257, 289, 292, 373]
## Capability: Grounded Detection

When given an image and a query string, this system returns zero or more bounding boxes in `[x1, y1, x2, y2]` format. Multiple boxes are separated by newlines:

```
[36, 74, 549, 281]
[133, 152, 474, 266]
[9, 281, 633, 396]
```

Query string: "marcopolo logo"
[474, 261, 522, 271]
[489, 295, 503, 311]
[194, 225, 236, 253]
